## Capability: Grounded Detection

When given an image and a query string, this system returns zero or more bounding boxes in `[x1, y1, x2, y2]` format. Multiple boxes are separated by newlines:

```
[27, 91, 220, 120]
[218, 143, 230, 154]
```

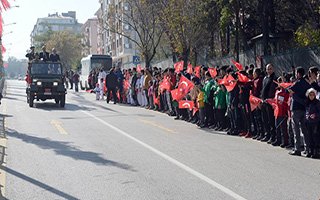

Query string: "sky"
[2, 0, 100, 60]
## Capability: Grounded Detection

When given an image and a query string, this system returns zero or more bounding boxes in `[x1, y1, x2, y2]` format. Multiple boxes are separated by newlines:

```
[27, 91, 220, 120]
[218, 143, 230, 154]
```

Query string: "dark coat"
[306, 99, 320, 123]
[105, 72, 118, 89]
[50, 53, 60, 62]
[39, 51, 50, 62]
[290, 78, 310, 111]
[261, 72, 277, 100]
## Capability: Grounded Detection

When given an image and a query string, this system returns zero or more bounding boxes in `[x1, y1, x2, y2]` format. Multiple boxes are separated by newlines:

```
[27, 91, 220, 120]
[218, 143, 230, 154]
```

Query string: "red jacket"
[275, 88, 289, 118]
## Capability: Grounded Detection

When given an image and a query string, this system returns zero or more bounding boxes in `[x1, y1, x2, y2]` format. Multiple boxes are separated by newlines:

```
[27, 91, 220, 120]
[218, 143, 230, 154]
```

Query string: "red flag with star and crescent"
[159, 77, 172, 92]
[208, 67, 217, 78]
[178, 75, 194, 93]
[266, 98, 279, 117]
[249, 95, 263, 111]
[123, 79, 130, 90]
[194, 66, 201, 78]
[174, 61, 184, 73]
[231, 60, 244, 71]
[178, 100, 195, 110]
[193, 106, 199, 116]
[220, 75, 237, 92]
[171, 88, 186, 101]
[273, 81, 293, 89]
[237, 72, 250, 83]
[187, 63, 193, 74]
[153, 94, 160, 106]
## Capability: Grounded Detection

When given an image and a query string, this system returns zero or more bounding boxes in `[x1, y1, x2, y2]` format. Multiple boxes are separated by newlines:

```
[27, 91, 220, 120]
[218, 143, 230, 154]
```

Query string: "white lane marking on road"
[81, 110, 247, 200]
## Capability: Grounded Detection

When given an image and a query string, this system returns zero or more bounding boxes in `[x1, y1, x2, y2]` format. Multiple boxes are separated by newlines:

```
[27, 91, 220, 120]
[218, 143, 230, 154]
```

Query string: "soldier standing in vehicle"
[39, 45, 50, 62]
[25, 46, 36, 61]
[50, 48, 60, 62]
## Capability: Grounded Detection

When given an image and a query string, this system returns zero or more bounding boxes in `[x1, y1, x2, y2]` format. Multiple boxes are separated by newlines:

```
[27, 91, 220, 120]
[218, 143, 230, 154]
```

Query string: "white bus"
[80, 54, 112, 89]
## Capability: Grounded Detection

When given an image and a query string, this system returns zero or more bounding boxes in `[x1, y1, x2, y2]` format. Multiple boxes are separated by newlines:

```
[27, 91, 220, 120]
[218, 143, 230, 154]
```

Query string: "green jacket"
[215, 86, 227, 109]
[203, 79, 216, 103]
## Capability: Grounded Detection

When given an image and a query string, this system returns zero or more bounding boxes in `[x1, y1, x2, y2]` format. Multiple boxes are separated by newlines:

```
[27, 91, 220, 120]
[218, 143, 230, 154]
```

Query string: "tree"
[104, 0, 164, 69]
[5, 57, 28, 78]
[32, 31, 83, 71]
[158, 0, 209, 67]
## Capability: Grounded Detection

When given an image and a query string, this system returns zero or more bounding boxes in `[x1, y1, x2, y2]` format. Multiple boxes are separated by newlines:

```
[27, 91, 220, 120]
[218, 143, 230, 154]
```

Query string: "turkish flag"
[208, 68, 217, 78]
[178, 75, 194, 93]
[174, 61, 184, 73]
[217, 78, 225, 85]
[193, 105, 199, 116]
[153, 94, 160, 106]
[171, 88, 186, 101]
[137, 64, 142, 73]
[160, 77, 171, 92]
[123, 80, 130, 90]
[187, 63, 193, 74]
[237, 72, 250, 83]
[194, 66, 201, 78]
[178, 100, 194, 110]
[279, 83, 293, 89]
[231, 60, 244, 71]
[223, 75, 237, 92]
[274, 81, 293, 89]
[249, 95, 263, 111]
[266, 98, 279, 117]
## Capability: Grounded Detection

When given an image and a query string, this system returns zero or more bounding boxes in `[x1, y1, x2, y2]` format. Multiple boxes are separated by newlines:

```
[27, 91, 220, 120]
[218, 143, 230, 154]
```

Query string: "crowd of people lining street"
[85, 62, 320, 159]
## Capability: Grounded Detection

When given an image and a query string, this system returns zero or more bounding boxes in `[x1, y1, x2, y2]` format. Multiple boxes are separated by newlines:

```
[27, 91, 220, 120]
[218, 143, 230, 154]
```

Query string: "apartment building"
[30, 11, 82, 45]
[97, 0, 138, 68]
[81, 18, 99, 56]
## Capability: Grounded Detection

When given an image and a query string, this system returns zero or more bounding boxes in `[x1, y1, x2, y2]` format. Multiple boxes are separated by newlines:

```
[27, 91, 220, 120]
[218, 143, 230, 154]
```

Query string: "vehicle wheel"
[29, 94, 34, 107]
[60, 95, 65, 108]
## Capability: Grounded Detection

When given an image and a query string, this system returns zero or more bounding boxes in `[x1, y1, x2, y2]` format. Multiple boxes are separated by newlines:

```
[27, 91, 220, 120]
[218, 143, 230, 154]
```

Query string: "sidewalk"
[0, 105, 7, 198]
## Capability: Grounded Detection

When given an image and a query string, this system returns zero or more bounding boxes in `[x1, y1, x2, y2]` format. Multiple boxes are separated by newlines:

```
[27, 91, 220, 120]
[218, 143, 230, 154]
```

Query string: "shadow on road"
[7, 128, 135, 172]
[70, 93, 120, 113]
[0, 165, 79, 200]
[30, 102, 95, 112]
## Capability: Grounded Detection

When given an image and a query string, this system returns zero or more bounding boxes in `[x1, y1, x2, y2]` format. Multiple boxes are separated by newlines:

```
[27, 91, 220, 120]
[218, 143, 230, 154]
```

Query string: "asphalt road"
[1, 80, 319, 200]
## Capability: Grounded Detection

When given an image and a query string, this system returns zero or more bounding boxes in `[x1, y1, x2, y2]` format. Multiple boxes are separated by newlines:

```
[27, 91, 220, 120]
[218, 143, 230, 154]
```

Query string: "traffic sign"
[133, 56, 140, 65]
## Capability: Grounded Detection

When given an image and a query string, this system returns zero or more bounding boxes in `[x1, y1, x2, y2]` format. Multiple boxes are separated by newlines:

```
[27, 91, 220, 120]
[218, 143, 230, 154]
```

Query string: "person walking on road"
[73, 71, 80, 92]
[105, 68, 118, 104]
